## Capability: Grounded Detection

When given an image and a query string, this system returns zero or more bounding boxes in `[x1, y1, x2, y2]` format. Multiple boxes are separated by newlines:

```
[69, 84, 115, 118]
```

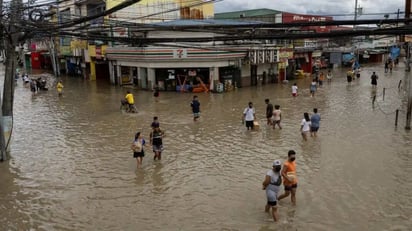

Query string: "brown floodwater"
[0, 63, 411, 230]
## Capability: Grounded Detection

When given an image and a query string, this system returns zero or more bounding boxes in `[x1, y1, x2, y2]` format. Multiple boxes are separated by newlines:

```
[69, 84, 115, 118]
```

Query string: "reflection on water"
[0, 65, 411, 230]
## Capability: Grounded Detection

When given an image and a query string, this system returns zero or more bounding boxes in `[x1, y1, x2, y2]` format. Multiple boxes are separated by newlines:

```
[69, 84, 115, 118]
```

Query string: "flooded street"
[0, 63, 411, 231]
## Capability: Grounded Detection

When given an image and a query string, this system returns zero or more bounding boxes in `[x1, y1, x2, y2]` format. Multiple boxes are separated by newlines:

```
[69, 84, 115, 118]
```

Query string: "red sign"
[282, 12, 336, 33]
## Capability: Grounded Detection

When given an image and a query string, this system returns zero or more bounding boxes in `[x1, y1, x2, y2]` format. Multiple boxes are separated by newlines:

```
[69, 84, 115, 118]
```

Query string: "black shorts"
[133, 151, 144, 158]
[284, 183, 298, 191]
[245, 120, 254, 128]
[310, 126, 319, 132]
[267, 200, 277, 206]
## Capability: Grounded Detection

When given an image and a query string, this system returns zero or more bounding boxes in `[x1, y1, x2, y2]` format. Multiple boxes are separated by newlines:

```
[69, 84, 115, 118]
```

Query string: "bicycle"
[120, 99, 138, 113]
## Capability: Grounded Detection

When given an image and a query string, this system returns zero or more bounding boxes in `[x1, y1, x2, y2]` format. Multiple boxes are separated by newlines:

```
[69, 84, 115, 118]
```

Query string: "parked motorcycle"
[36, 77, 48, 91]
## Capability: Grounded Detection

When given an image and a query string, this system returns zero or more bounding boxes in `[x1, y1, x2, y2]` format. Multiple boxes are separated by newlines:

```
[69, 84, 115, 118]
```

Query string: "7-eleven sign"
[173, 49, 187, 58]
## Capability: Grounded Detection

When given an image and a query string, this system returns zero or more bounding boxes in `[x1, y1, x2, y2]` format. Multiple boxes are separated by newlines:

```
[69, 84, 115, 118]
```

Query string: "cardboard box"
[253, 121, 260, 130]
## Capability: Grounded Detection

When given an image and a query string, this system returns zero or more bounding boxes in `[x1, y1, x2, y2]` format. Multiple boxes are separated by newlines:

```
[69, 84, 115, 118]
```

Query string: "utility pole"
[0, 0, 3, 52]
[48, 37, 60, 77]
[1, 0, 23, 161]
[354, 0, 359, 22]
[406, 0, 412, 129]
[0, 0, 5, 161]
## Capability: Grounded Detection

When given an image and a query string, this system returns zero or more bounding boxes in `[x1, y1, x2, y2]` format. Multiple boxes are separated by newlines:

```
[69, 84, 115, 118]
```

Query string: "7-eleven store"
[105, 47, 246, 92]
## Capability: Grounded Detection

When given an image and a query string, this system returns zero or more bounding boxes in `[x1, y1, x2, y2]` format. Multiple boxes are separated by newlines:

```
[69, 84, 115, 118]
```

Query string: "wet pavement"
[0, 63, 411, 230]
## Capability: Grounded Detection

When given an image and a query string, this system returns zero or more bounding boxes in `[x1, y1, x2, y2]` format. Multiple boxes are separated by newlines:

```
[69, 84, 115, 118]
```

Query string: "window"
[59, 9, 71, 23]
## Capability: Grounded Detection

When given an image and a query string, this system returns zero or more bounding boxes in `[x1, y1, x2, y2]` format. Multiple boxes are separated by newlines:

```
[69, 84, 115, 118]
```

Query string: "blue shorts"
[311, 127, 319, 132]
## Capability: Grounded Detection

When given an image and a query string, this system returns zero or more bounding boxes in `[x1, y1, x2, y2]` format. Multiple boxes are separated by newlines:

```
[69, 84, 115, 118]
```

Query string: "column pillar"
[90, 59, 96, 81]
[147, 68, 155, 89]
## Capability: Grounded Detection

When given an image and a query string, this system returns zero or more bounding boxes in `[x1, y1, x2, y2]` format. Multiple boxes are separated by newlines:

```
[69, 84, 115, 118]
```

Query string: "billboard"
[282, 12, 335, 33]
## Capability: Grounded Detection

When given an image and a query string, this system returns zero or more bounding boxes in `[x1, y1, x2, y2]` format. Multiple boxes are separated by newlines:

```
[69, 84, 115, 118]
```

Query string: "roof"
[152, 19, 266, 27]
[214, 8, 281, 19]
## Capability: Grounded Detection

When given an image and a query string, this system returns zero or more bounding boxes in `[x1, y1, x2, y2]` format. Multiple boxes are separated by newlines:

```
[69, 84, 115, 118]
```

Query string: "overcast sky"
[214, 0, 406, 19]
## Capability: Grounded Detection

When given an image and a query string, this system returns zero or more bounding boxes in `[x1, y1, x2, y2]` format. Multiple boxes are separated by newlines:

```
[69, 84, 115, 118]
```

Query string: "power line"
[3, 0, 412, 47]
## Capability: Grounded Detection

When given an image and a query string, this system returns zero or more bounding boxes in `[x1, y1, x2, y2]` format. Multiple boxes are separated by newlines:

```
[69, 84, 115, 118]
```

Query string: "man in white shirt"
[243, 102, 255, 130]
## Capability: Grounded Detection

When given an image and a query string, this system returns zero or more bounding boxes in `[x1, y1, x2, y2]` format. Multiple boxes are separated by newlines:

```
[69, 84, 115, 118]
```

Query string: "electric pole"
[354, 0, 359, 22]
[0, 0, 3, 52]
[406, 0, 412, 129]
[0, 0, 4, 161]
[1, 0, 23, 160]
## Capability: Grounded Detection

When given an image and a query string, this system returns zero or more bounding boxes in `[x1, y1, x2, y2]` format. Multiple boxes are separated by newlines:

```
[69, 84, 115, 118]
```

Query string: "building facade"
[47, 4, 400, 90]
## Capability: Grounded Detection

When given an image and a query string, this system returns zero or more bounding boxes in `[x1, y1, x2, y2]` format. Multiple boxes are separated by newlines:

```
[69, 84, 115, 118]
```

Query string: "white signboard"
[173, 49, 188, 59]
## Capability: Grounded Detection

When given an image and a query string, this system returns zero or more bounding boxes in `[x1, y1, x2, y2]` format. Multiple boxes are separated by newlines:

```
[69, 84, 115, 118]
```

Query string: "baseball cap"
[272, 160, 281, 166]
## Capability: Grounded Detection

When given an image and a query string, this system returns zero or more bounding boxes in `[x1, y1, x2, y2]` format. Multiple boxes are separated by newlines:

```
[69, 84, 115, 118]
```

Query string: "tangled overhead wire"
[2, 0, 412, 45]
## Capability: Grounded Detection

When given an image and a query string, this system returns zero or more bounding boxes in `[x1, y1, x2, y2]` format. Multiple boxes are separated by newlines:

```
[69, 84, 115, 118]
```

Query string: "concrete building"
[105, 19, 280, 91]
[103, 4, 281, 91]
[48, 3, 401, 89]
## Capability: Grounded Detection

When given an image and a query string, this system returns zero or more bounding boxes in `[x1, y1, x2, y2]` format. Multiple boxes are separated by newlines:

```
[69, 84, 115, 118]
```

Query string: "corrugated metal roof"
[214, 8, 281, 19]
[152, 19, 266, 26]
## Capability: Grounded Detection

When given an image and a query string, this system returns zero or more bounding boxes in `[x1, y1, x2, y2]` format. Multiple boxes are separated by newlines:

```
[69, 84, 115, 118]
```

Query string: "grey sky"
[214, 0, 406, 19]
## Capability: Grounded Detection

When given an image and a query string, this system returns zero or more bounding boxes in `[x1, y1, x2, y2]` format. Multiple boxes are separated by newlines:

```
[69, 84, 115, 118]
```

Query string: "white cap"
[272, 160, 281, 166]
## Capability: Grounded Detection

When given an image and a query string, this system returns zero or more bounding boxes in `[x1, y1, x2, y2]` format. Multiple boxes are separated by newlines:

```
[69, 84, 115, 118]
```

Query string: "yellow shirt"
[57, 82, 64, 93]
[125, 93, 134, 104]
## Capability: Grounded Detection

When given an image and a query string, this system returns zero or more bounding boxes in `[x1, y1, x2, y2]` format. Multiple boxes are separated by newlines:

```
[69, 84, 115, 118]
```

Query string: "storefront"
[155, 68, 210, 92]
[245, 47, 279, 86]
[278, 48, 294, 82]
[120, 66, 132, 84]
[219, 66, 241, 92]
[294, 52, 312, 74]
[106, 47, 247, 92]
[311, 50, 323, 71]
